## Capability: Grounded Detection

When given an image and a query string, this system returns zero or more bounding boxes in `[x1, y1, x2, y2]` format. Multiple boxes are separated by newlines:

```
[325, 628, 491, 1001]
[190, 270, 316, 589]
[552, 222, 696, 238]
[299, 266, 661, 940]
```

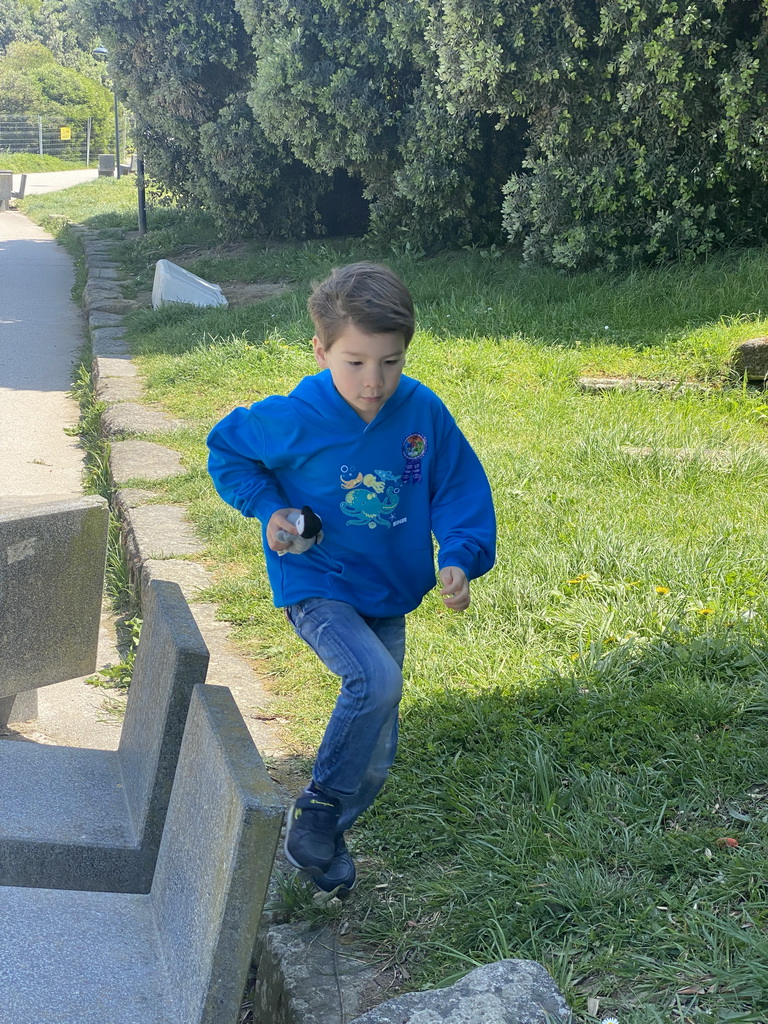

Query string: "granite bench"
[0, 683, 284, 1024]
[0, 578, 210, 892]
[0, 495, 109, 729]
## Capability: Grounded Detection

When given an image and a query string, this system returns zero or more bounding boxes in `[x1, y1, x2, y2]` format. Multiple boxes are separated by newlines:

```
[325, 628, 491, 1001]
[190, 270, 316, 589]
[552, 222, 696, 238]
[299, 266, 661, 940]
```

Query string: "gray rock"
[88, 298, 138, 315]
[114, 487, 159, 508]
[90, 328, 130, 357]
[89, 267, 125, 280]
[83, 280, 124, 306]
[0, 684, 283, 1024]
[110, 440, 185, 483]
[121, 504, 205, 562]
[102, 403, 185, 437]
[253, 922, 383, 1024]
[348, 960, 572, 1024]
[93, 355, 138, 379]
[86, 260, 123, 271]
[89, 310, 125, 330]
[96, 376, 143, 403]
[141, 559, 213, 602]
[732, 337, 768, 381]
[0, 496, 108, 704]
[0, 580, 210, 892]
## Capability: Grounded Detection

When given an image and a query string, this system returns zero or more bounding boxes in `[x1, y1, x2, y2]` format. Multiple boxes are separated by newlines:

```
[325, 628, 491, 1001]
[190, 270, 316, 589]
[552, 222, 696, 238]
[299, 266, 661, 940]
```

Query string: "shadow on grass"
[360, 624, 768, 1014]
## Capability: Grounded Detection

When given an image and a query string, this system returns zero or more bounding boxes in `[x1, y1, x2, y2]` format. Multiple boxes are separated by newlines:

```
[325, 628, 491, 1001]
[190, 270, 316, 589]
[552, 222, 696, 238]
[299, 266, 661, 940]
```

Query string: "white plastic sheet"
[151, 259, 228, 309]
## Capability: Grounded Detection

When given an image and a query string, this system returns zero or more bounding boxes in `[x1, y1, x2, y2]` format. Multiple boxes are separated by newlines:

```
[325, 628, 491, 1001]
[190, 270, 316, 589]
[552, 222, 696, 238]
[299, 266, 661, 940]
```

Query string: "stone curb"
[75, 226, 571, 1024]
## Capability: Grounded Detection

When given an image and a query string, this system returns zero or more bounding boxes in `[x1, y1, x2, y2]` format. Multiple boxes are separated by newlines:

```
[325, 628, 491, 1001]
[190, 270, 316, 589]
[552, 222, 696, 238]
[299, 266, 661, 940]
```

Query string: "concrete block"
[102, 403, 185, 437]
[110, 440, 185, 483]
[0, 685, 283, 1024]
[0, 580, 210, 892]
[348, 959, 572, 1024]
[253, 921, 383, 1024]
[0, 496, 108, 701]
[152, 684, 283, 1023]
[97, 154, 115, 177]
[96, 375, 143, 403]
[89, 310, 125, 330]
[0, 171, 12, 210]
[121, 504, 205, 563]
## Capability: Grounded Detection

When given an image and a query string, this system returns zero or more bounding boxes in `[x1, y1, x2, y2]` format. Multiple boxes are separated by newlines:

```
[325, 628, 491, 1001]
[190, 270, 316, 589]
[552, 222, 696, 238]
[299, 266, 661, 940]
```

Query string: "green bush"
[77, 0, 768, 266]
[428, 0, 768, 267]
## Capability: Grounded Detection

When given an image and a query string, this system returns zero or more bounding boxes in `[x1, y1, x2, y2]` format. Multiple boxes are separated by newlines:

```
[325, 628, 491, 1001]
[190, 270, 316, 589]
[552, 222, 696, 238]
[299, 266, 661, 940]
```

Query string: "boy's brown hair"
[308, 262, 415, 349]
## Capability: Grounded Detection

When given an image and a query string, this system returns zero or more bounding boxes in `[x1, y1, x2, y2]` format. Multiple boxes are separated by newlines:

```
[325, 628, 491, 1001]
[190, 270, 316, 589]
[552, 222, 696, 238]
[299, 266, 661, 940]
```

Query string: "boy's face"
[313, 323, 406, 423]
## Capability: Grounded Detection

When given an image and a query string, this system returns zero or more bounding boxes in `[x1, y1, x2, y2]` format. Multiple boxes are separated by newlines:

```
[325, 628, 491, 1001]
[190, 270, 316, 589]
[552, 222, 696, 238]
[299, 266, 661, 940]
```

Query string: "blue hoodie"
[207, 370, 495, 617]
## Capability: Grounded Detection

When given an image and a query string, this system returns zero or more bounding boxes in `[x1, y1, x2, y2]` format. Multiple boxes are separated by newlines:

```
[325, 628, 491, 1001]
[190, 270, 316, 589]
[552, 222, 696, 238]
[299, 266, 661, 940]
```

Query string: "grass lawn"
[24, 180, 768, 1022]
[0, 153, 95, 173]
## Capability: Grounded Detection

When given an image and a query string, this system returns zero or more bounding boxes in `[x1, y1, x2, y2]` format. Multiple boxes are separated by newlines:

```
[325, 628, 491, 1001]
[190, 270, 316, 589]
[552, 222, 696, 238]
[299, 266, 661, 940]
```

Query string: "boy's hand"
[267, 508, 300, 552]
[439, 566, 470, 611]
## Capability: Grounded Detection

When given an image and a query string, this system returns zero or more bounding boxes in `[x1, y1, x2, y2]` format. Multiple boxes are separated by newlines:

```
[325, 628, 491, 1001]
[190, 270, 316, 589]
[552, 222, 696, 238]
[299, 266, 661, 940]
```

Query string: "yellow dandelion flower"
[655, 586, 670, 595]
[568, 573, 588, 584]
[570, 653, 580, 661]
[697, 607, 714, 616]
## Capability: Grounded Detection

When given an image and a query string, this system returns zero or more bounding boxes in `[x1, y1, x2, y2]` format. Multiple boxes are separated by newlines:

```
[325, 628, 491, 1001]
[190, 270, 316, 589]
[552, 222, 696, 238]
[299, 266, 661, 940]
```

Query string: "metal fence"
[0, 116, 95, 163]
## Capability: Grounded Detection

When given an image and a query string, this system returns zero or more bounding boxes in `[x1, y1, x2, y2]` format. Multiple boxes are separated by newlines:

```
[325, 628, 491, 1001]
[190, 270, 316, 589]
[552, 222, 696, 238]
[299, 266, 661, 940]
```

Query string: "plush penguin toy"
[276, 506, 324, 555]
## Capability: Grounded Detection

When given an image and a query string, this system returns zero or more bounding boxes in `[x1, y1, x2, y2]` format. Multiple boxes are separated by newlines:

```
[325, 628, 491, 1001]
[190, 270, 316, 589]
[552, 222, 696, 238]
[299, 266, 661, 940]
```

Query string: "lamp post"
[92, 46, 120, 178]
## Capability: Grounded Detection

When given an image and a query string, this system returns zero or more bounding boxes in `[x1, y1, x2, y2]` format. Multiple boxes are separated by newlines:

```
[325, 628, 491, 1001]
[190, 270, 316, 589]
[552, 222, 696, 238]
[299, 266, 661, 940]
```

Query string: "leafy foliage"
[428, 0, 768, 267]
[0, 41, 113, 151]
[78, 0, 768, 264]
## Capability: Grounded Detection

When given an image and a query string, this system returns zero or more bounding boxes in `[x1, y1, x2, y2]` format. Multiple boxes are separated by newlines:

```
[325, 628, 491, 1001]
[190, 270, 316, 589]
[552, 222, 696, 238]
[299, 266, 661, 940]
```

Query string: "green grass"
[22, 188, 768, 1021]
[0, 153, 95, 172]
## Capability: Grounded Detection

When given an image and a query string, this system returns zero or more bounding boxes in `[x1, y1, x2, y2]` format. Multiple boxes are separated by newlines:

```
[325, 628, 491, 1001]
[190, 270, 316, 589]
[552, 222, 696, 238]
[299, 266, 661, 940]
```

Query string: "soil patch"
[219, 280, 290, 307]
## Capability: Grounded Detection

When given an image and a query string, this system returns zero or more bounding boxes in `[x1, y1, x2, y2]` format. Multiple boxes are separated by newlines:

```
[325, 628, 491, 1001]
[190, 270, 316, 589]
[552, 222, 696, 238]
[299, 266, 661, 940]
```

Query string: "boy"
[207, 262, 495, 893]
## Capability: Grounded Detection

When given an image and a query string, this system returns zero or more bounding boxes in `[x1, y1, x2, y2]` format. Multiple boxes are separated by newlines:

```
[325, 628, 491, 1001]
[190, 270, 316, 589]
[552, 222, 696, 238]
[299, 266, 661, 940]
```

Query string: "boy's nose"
[364, 366, 384, 390]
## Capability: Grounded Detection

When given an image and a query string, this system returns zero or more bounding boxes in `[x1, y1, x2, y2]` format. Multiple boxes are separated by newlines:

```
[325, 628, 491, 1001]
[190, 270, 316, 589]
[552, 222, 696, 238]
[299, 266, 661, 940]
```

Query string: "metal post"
[136, 146, 147, 236]
[38, 116, 43, 156]
[113, 93, 121, 178]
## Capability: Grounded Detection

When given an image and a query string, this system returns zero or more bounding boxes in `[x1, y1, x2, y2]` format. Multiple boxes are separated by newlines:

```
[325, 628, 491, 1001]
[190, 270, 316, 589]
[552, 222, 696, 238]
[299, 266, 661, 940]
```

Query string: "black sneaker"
[313, 834, 356, 894]
[284, 787, 341, 875]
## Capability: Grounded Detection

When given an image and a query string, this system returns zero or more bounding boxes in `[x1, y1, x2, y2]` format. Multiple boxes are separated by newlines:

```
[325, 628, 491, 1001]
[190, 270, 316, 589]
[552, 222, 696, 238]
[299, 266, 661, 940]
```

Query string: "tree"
[0, 41, 113, 152]
[426, 0, 768, 267]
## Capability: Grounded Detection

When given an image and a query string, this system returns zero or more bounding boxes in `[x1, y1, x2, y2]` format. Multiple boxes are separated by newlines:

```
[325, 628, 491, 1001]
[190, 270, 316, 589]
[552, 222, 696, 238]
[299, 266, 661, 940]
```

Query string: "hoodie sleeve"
[207, 405, 290, 522]
[430, 404, 496, 582]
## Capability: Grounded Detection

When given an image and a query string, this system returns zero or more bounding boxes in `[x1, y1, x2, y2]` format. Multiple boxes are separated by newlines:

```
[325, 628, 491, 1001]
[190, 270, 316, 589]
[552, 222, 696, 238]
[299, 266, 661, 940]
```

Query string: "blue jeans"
[285, 598, 405, 833]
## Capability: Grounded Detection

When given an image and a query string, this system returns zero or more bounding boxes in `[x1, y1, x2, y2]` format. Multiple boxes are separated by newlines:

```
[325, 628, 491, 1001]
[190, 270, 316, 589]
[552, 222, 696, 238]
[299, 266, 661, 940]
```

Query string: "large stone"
[348, 960, 572, 1024]
[89, 310, 125, 330]
[110, 440, 185, 483]
[96, 375, 143, 403]
[253, 921, 383, 1024]
[93, 355, 138, 379]
[732, 337, 768, 382]
[0, 684, 284, 1024]
[120, 503, 205, 563]
[102, 403, 185, 438]
[0, 497, 108, 702]
[91, 328, 130, 357]
[0, 580, 210, 892]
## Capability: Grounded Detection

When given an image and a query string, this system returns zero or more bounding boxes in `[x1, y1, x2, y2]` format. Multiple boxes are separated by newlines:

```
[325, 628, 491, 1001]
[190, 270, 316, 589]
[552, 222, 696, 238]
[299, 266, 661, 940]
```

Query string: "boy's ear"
[312, 335, 328, 368]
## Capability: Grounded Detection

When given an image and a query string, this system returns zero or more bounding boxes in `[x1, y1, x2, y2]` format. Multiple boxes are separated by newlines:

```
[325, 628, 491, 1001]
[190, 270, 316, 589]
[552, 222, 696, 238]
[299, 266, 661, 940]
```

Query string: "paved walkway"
[13, 168, 99, 196]
[0, 204, 120, 749]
